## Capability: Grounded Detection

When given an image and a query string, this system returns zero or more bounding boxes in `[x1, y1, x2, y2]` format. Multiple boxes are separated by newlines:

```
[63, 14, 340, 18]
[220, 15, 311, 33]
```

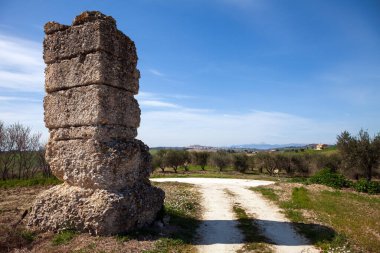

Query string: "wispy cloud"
[0, 96, 40, 102]
[134, 90, 351, 147]
[0, 33, 44, 92]
[138, 104, 344, 147]
[140, 100, 179, 108]
[149, 69, 165, 77]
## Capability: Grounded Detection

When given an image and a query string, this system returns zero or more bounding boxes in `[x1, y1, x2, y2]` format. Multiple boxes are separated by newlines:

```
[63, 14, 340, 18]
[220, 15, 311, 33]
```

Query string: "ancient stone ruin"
[27, 11, 165, 235]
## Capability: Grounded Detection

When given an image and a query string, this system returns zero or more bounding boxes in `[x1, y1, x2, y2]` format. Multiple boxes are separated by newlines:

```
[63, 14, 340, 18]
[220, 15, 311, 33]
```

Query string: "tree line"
[153, 129, 380, 182]
[0, 121, 51, 180]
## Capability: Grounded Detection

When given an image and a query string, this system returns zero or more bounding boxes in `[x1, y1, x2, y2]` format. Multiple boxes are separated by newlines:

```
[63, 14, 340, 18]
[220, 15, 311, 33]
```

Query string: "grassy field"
[0, 181, 201, 253]
[253, 183, 380, 252]
[283, 146, 338, 155]
[151, 165, 280, 181]
[0, 176, 61, 188]
[2, 171, 379, 252]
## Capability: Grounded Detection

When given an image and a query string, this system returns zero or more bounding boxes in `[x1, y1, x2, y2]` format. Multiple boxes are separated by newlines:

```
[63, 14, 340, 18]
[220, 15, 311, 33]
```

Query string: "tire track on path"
[152, 178, 319, 253]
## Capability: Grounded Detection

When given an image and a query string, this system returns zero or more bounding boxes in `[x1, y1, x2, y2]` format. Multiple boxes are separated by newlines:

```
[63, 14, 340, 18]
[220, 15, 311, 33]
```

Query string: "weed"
[20, 230, 36, 243]
[115, 234, 131, 243]
[51, 229, 77, 246]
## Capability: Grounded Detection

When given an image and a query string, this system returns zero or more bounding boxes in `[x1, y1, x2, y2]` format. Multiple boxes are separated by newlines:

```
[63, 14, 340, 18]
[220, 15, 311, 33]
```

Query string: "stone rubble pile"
[27, 11, 164, 235]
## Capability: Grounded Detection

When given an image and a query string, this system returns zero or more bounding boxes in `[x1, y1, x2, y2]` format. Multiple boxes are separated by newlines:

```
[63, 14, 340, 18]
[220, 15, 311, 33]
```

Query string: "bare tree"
[0, 123, 42, 179]
[0, 122, 16, 180]
[37, 144, 52, 177]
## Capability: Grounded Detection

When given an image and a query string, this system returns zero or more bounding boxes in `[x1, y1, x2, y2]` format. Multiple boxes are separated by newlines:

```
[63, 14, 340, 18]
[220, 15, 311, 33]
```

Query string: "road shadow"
[193, 219, 336, 246]
[133, 212, 337, 246]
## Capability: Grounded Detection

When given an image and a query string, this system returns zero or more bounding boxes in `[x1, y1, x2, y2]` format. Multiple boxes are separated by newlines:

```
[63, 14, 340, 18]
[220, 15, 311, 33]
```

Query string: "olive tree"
[163, 150, 187, 173]
[210, 151, 231, 171]
[233, 153, 249, 172]
[337, 130, 380, 181]
[152, 149, 167, 172]
[191, 151, 210, 171]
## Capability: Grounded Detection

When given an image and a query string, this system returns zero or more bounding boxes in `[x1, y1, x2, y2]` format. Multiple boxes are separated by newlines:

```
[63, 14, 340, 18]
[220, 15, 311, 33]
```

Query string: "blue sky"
[0, 0, 379, 146]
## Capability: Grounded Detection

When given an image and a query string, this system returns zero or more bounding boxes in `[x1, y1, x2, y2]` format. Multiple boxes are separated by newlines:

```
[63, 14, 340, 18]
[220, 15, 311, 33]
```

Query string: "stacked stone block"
[27, 11, 164, 235]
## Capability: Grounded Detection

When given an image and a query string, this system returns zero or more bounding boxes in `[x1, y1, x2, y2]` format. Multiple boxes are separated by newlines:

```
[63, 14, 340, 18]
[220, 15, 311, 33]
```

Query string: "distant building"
[315, 144, 328, 150]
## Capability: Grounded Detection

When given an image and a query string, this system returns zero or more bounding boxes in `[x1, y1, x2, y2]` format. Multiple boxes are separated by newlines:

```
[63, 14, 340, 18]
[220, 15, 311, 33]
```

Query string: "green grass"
[51, 230, 77, 246]
[20, 230, 36, 243]
[143, 238, 189, 253]
[233, 204, 273, 253]
[284, 146, 338, 155]
[310, 190, 380, 252]
[0, 176, 61, 188]
[254, 184, 380, 252]
[251, 187, 279, 202]
[147, 182, 202, 253]
[0, 226, 36, 252]
[283, 187, 311, 209]
[113, 182, 201, 253]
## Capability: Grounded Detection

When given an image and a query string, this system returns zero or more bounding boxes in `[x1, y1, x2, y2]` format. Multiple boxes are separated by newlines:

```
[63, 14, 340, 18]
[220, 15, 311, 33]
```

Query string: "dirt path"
[152, 178, 319, 253]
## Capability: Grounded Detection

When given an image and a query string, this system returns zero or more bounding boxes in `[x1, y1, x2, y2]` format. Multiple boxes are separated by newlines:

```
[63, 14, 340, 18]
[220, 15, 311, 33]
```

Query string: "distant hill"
[151, 143, 330, 151]
[229, 143, 307, 150]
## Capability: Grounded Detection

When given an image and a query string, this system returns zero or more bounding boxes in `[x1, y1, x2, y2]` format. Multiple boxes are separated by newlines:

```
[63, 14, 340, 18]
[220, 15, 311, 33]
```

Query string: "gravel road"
[152, 178, 319, 253]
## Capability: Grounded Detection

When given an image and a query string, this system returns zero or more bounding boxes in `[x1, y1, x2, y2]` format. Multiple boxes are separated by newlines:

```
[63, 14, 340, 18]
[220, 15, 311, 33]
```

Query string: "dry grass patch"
[0, 182, 202, 253]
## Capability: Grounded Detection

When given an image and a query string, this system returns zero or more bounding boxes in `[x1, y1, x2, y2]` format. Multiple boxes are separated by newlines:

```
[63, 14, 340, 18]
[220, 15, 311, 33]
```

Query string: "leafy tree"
[233, 153, 249, 172]
[255, 153, 272, 175]
[181, 150, 191, 171]
[275, 154, 291, 174]
[163, 150, 187, 173]
[152, 149, 167, 172]
[337, 129, 380, 181]
[255, 153, 288, 176]
[289, 154, 311, 176]
[191, 151, 210, 171]
[210, 151, 231, 171]
[247, 155, 256, 171]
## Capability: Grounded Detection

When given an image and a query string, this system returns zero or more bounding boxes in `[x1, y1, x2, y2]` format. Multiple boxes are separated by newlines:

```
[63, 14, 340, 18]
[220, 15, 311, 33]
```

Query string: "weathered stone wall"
[28, 11, 164, 235]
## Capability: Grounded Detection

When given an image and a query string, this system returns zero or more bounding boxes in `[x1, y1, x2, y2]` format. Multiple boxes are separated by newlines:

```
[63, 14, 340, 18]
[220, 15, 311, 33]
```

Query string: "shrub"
[354, 179, 380, 194]
[309, 168, 351, 189]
